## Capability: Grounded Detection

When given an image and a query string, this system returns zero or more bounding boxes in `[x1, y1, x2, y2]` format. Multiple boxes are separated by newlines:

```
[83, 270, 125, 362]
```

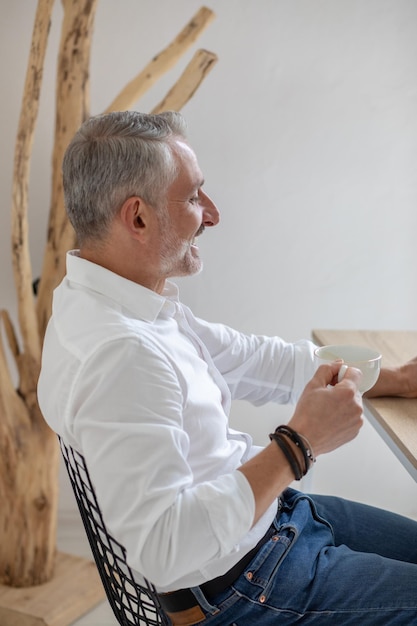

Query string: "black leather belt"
[158, 523, 277, 615]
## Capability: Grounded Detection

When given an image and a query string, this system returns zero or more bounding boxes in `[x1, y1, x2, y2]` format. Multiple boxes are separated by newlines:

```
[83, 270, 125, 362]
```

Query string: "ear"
[119, 196, 153, 241]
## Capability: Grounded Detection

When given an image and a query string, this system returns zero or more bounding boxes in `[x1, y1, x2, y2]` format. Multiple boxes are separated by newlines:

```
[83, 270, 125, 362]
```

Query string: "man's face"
[156, 140, 219, 279]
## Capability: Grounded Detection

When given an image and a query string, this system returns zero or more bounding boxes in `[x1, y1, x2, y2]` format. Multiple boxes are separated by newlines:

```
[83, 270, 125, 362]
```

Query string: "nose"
[200, 190, 220, 227]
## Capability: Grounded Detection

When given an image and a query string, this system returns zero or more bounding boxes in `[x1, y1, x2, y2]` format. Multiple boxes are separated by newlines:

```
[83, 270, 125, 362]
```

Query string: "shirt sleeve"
[66, 336, 255, 588]
[186, 313, 318, 405]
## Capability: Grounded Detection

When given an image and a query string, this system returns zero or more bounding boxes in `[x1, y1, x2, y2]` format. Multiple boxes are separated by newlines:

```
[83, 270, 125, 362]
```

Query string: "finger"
[314, 361, 344, 386]
[338, 366, 362, 388]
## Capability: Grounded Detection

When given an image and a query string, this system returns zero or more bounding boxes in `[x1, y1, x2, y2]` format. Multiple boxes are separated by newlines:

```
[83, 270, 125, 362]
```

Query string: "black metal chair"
[59, 436, 170, 626]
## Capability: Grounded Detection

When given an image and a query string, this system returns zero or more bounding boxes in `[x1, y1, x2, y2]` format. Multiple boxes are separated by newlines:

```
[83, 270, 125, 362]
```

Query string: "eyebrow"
[188, 178, 204, 196]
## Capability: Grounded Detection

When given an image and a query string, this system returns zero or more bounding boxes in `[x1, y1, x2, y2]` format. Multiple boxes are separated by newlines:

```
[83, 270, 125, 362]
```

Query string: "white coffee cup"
[314, 344, 382, 394]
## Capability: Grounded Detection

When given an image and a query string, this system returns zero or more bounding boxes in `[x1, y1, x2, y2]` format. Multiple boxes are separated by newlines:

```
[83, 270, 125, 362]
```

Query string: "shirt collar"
[65, 250, 179, 323]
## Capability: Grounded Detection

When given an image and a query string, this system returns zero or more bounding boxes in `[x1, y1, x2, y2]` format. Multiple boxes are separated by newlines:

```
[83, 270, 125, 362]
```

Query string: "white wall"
[1, 0, 416, 517]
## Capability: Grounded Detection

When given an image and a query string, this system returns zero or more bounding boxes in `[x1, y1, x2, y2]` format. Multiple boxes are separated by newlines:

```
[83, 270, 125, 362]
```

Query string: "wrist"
[269, 425, 316, 480]
[365, 365, 404, 398]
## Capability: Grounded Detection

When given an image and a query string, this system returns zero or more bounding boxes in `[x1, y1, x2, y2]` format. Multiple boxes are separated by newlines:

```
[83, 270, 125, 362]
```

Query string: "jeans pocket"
[239, 525, 296, 592]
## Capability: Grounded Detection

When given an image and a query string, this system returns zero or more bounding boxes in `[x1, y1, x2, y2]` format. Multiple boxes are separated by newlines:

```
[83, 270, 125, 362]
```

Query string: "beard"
[157, 213, 204, 279]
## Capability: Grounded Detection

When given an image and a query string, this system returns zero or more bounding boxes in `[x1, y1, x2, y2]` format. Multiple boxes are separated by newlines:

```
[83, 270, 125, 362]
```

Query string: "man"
[38, 110, 417, 625]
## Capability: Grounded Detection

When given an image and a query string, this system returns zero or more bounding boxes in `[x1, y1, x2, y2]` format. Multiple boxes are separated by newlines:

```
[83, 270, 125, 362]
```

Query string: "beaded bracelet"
[269, 432, 304, 481]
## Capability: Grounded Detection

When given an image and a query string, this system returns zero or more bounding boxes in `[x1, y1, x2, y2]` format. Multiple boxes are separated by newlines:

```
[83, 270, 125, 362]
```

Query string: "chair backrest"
[59, 437, 170, 626]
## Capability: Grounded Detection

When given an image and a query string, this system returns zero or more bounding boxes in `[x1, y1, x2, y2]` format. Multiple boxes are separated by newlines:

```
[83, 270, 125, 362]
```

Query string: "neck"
[79, 245, 167, 294]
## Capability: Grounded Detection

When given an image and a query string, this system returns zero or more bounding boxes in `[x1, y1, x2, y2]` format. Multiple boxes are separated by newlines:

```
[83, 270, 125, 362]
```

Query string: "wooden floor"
[57, 510, 116, 625]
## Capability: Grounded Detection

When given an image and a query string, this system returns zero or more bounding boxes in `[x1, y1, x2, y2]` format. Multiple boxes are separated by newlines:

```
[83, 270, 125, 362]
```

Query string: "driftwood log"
[1, 0, 58, 588]
[1, 0, 216, 587]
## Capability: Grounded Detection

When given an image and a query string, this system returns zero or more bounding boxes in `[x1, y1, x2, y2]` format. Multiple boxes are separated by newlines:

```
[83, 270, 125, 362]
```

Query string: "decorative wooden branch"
[0, 0, 59, 587]
[106, 6, 215, 113]
[36, 0, 98, 338]
[0, 310, 20, 367]
[11, 0, 54, 378]
[0, 313, 28, 430]
[0, 0, 50, 487]
[152, 48, 217, 114]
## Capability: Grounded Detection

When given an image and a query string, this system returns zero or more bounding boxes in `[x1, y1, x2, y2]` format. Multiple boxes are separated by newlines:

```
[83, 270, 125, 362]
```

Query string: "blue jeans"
[190, 488, 417, 625]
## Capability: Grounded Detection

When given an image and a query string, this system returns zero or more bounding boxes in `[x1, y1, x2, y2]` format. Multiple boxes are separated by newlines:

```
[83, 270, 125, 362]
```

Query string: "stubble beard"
[157, 214, 203, 279]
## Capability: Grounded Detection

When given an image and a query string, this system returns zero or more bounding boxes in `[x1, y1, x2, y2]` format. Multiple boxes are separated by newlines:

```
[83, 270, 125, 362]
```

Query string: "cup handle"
[337, 363, 349, 383]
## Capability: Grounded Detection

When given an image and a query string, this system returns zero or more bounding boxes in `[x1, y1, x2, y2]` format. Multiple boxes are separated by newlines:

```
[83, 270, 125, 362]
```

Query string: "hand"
[288, 362, 364, 457]
[239, 362, 362, 526]
[399, 357, 417, 397]
[366, 356, 417, 399]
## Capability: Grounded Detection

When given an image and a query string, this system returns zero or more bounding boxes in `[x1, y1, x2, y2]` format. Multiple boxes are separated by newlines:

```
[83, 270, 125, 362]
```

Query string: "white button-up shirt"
[38, 251, 317, 591]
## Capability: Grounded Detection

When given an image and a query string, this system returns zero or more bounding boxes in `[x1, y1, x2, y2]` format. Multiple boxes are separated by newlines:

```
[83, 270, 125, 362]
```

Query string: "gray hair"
[62, 110, 188, 244]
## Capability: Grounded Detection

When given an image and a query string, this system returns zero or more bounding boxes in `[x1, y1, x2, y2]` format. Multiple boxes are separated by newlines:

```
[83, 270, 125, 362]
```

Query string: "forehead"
[169, 139, 204, 190]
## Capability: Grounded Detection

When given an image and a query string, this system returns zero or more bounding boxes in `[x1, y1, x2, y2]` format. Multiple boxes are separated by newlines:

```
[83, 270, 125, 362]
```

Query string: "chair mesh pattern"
[59, 437, 170, 626]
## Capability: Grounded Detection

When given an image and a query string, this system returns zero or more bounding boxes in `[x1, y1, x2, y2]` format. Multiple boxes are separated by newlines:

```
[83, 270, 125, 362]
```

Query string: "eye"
[189, 195, 199, 204]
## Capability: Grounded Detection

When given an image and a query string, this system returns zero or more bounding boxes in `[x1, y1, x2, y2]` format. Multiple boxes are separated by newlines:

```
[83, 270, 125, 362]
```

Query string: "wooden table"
[312, 330, 417, 482]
